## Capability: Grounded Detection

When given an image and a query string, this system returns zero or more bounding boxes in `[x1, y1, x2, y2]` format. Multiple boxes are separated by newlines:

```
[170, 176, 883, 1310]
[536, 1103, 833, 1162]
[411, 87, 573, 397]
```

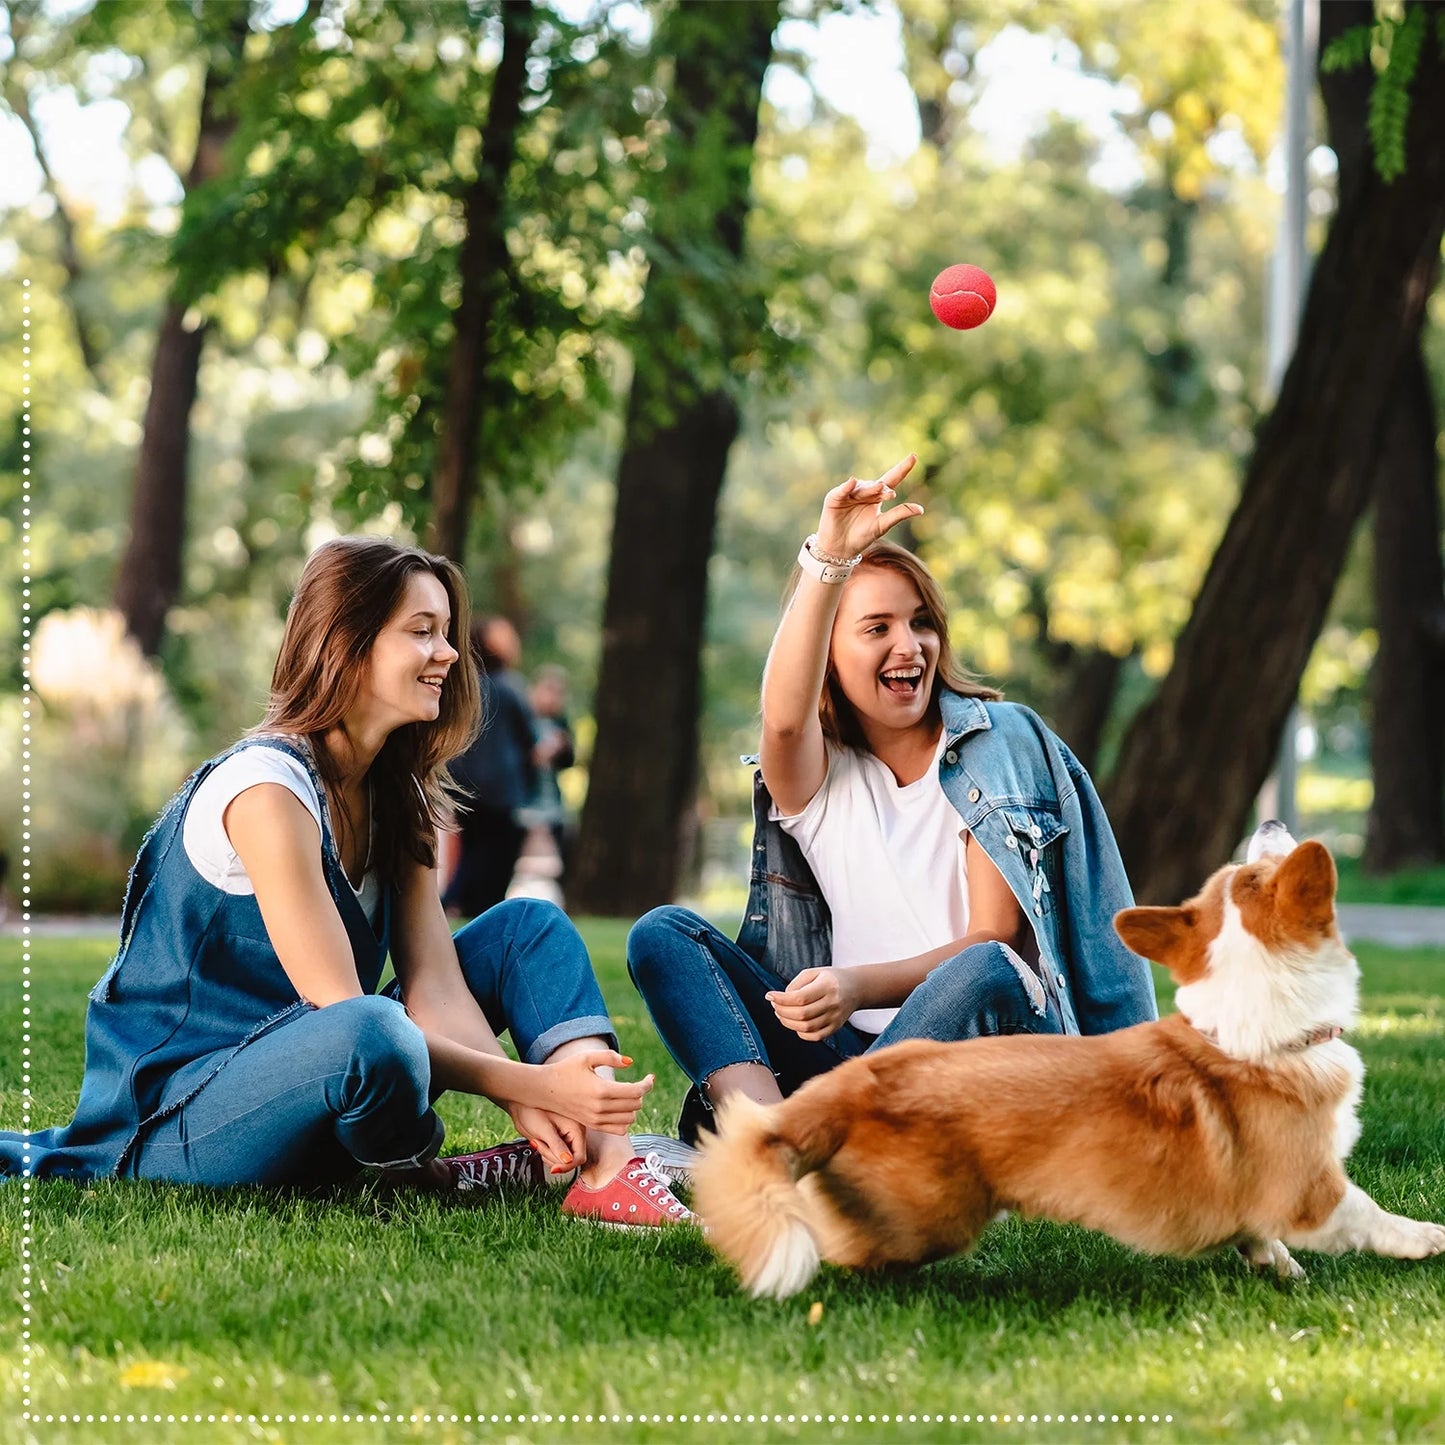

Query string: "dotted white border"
[19, 274, 34, 1422]
[7, 276, 1175, 1435]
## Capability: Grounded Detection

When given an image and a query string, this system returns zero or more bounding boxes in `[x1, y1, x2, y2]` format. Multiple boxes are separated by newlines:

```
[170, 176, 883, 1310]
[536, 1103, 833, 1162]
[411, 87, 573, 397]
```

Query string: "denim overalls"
[0, 737, 391, 1180]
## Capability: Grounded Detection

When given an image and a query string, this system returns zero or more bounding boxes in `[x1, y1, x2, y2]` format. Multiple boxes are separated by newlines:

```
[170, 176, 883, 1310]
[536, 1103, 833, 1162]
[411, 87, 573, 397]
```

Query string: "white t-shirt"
[182, 743, 381, 925]
[771, 735, 969, 1033]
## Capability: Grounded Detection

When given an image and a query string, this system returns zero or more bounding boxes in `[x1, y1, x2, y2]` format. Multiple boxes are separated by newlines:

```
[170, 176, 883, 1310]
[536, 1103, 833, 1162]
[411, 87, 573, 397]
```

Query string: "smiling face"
[353, 571, 461, 734]
[828, 565, 941, 742]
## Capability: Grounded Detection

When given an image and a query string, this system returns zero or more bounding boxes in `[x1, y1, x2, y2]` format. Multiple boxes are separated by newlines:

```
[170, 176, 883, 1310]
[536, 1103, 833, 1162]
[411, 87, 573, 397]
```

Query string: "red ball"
[929, 264, 997, 330]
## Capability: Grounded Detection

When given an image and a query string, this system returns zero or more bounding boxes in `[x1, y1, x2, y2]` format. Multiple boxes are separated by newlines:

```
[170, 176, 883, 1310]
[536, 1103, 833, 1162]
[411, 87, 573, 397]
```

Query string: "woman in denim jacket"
[629, 456, 1157, 1149]
[2, 538, 690, 1228]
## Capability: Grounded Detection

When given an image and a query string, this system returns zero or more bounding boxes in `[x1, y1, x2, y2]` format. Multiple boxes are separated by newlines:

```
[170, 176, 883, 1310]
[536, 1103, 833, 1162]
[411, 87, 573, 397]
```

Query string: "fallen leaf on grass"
[807, 1301, 824, 1326]
[119, 1361, 190, 1390]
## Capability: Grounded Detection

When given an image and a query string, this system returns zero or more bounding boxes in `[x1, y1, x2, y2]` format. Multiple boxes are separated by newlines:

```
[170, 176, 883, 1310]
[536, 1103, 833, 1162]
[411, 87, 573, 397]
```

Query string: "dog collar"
[1188, 1021, 1344, 1052]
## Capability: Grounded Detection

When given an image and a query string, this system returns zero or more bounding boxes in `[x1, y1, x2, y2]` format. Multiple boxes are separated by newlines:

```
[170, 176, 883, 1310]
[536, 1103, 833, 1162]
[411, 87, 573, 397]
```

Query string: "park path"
[5, 904, 1445, 945]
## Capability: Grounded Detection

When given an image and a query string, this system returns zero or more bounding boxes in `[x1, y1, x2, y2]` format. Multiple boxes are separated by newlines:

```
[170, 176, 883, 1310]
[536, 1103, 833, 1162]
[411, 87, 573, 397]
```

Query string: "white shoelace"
[453, 1143, 536, 1192]
[629, 1154, 691, 1218]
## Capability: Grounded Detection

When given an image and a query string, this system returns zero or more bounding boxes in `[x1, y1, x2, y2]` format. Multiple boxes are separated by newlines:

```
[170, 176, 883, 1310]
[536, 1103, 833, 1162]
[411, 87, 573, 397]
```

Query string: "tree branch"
[1, 67, 105, 383]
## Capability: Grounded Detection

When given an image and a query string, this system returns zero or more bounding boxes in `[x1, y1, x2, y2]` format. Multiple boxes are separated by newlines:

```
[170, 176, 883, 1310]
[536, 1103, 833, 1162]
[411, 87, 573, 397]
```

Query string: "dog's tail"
[691, 1089, 848, 1300]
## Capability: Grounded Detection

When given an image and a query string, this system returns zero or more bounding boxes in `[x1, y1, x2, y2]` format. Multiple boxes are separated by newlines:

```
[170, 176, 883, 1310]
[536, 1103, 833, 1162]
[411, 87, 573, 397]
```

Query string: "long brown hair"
[785, 540, 1002, 751]
[254, 536, 482, 884]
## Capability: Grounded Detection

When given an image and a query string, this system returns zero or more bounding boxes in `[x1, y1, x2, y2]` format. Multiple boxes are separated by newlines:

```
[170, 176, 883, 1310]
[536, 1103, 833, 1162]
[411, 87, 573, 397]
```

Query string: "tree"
[570, 0, 780, 916]
[1363, 340, 1444, 871]
[757, 1, 1276, 782]
[170, 1, 646, 562]
[1104, 0, 1445, 903]
[427, 0, 535, 561]
[111, 6, 269, 656]
[1, 2, 105, 384]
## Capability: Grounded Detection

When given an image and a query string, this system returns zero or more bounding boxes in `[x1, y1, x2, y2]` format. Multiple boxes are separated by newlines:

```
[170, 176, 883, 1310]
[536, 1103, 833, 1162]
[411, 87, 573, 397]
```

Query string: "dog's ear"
[1274, 840, 1337, 931]
[1114, 906, 1194, 965]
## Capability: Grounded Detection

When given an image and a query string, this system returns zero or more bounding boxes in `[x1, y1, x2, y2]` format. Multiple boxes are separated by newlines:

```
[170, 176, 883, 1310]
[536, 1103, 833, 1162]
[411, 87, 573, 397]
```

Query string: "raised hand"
[814, 454, 922, 562]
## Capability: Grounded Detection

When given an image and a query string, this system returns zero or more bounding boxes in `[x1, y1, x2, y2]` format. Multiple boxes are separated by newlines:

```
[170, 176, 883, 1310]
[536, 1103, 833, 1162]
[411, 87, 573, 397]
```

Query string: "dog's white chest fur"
[1307, 1038, 1365, 1159]
[1175, 899, 1359, 1062]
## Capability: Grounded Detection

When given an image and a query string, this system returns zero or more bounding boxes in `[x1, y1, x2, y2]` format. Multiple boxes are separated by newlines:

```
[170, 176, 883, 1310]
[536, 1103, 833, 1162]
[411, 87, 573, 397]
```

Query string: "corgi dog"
[693, 822, 1445, 1298]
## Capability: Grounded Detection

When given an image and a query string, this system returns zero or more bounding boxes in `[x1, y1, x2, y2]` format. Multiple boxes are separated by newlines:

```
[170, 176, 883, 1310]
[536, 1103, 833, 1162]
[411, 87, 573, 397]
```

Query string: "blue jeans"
[126, 899, 617, 1187]
[627, 906, 1063, 1139]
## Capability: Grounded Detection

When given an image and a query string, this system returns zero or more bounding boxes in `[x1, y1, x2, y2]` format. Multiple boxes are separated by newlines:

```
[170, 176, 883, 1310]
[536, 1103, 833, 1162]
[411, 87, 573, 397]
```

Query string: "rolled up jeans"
[127, 898, 617, 1187]
[626, 905, 1063, 1137]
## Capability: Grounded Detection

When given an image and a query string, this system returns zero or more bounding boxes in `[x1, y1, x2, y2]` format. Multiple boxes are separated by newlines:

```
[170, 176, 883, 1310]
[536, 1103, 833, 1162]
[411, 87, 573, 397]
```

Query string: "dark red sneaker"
[438, 1139, 548, 1195]
[560, 1154, 695, 1230]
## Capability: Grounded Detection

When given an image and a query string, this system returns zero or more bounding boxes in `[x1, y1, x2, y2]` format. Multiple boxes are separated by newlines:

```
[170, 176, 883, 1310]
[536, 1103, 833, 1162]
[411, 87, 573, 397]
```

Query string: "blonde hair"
[255, 536, 481, 883]
[785, 540, 1001, 750]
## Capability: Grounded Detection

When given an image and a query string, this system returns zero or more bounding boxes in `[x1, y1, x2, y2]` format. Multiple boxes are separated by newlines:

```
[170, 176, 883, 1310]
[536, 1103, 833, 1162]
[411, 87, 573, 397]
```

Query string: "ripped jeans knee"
[870, 939, 1064, 1049]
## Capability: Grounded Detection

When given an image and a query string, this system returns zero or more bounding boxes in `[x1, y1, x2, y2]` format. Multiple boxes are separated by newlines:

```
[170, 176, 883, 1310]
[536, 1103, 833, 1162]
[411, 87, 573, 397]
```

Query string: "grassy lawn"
[2, 923, 1443, 1444]
[1333, 856, 1445, 907]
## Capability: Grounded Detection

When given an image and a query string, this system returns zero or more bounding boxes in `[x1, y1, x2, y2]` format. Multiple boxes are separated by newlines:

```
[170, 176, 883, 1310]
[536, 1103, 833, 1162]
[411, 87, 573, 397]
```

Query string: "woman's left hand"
[507, 1103, 587, 1176]
[768, 967, 859, 1041]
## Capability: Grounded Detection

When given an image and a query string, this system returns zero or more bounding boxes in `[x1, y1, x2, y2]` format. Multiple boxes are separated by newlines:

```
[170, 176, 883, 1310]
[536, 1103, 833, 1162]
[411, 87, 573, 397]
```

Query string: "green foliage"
[1335, 854, 1445, 905]
[3, 932, 1445, 1435]
[169, 1, 657, 535]
[617, 0, 795, 433]
[1320, 22, 1377, 75]
[733, 1, 1279, 739]
[0, 0, 1421, 870]
[1321, 4, 1432, 183]
[1366, 4, 1425, 184]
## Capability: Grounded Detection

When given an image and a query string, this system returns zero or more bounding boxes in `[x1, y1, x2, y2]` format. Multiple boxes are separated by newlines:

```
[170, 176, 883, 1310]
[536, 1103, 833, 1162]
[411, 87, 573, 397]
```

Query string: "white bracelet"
[797, 534, 862, 585]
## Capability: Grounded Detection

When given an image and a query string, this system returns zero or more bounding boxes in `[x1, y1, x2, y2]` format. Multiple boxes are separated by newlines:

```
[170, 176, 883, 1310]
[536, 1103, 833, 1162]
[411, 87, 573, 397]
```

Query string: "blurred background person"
[506, 664, 576, 908]
[524, 664, 577, 884]
[442, 617, 537, 919]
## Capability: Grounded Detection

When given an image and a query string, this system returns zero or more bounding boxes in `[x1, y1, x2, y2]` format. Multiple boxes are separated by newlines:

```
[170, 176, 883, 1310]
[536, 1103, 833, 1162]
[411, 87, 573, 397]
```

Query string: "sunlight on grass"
[2, 931, 1444, 1442]
[1355, 1010, 1443, 1040]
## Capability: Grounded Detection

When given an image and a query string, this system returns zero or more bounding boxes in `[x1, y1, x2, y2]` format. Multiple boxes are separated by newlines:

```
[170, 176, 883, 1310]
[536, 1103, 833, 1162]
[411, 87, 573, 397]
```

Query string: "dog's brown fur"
[692, 839, 1441, 1298]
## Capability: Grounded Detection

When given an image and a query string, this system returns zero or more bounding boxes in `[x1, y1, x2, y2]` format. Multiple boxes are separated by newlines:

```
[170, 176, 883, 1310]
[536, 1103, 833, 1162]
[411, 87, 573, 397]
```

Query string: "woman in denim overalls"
[2, 538, 690, 1229]
[629, 457, 1157, 1153]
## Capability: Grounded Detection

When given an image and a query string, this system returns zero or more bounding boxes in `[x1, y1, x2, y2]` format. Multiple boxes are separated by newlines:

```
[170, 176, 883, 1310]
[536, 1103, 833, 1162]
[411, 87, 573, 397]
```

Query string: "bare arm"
[389, 857, 650, 1125]
[768, 833, 1030, 1040]
[229, 789, 648, 1167]
[225, 784, 368, 1008]
[229, 787, 540, 1101]
[760, 456, 921, 815]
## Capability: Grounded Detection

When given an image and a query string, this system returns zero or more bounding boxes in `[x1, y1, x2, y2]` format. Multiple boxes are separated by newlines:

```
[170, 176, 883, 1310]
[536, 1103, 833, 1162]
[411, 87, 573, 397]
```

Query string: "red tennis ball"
[929, 264, 997, 330]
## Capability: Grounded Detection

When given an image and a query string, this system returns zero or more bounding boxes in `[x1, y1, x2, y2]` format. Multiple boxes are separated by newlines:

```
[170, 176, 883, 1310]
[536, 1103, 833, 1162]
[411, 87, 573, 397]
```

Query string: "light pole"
[1258, 0, 1317, 835]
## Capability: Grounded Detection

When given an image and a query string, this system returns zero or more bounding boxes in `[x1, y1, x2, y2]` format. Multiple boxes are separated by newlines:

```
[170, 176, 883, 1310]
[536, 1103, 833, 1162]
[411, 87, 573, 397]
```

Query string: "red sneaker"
[560, 1154, 696, 1230]
[437, 1139, 549, 1195]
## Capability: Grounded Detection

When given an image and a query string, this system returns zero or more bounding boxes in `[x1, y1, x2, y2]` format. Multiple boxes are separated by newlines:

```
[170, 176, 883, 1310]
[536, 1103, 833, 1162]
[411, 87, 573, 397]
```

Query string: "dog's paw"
[1239, 1237, 1306, 1281]
[1271, 1240, 1307, 1281]
[1381, 1217, 1445, 1259]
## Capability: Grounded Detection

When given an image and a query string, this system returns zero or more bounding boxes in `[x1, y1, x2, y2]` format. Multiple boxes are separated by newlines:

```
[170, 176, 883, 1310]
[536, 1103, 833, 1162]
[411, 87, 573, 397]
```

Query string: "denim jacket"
[0, 736, 390, 1181]
[735, 692, 1157, 1036]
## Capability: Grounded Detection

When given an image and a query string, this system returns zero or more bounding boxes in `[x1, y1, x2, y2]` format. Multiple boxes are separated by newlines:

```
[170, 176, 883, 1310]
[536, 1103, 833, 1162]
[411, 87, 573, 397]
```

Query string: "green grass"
[3, 926, 1444, 1444]
[1334, 855, 1445, 907]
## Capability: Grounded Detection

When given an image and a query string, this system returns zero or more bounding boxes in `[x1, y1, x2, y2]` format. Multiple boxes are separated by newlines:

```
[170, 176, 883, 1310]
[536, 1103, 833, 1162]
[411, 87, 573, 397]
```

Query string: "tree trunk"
[113, 16, 248, 656]
[1104, 0, 1445, 903]
[1364, 338, 1445, 871]
[1049, 647, 1127, 776]
[570, 0, 779, 916]
[427, 0, 534, 563]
